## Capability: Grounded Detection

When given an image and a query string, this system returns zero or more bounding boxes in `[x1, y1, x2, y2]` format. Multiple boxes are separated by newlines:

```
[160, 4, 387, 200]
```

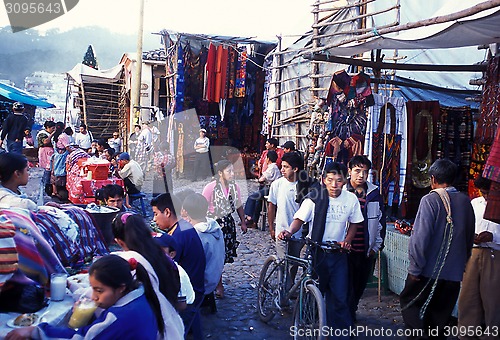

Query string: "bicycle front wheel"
[257, 255, 283, 322]
[293, 283, 326, 340]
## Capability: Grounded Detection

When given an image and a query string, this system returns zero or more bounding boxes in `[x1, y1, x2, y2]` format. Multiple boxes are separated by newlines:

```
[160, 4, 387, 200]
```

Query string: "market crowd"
[0, 104, 498, 339]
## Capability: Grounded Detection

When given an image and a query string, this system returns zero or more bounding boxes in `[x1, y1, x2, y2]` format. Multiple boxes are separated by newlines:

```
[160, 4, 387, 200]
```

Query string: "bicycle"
[257, 238, 343, 339]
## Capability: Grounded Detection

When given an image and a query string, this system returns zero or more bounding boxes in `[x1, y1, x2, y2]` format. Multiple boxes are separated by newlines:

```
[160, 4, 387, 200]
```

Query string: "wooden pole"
[311, 0, 320, 99]
[304, 0, 500, 55]
[63, 77, 70, 126]
[307, 54, 487, 72]
[272, 36, 283, 138]
[133, 0, 145, 123]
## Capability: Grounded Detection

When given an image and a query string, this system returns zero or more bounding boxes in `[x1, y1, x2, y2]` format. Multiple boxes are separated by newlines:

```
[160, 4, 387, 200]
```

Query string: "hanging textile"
[182, 42, 195, 109]
[474, 56, 500, 199]
[205, 43, 217, 102]
[364, 93, 407, 206]
[327, 70, 369, 139]
[175, 43, 185, 112]
[214, 46, 228, 103]
[436, 106, 473, 192]
[484, 120, 500, 223]
[401, 101, 440, 218]
[165, 42, 177, 116]
[482, 58, 500, 223]
[234, 47, 247, 98]
[228, 47, 237, 99]
[176, 123, 184, 175]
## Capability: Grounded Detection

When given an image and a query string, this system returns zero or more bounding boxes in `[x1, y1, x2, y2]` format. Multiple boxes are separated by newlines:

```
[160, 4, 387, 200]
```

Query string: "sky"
[0, 0, 313, 40]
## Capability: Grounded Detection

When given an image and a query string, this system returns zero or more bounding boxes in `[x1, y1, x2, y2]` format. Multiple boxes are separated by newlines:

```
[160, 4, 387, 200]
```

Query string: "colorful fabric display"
[401, 101, 441, 218]
[364, 93, 407, 206]
[234, 47, 247, 98]
[228, 47, 237, 99]
[0, 215, 18, 287]
[66, 149, 89, 204]
[46, 203, 109, 262]
[33, 206, 82, 268]
[436, 106, 473, 193]
[176, 43, 185, 112]
[205, 43, 217, 102]
[1, 208, 66, 286]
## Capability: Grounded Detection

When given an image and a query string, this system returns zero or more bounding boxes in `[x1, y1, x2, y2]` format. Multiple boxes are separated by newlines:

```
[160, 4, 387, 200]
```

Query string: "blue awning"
[0, 82, 55, 108]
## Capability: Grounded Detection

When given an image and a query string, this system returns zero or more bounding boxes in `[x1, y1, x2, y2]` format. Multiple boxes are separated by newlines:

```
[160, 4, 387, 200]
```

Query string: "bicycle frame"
[276, 240, 318, 312]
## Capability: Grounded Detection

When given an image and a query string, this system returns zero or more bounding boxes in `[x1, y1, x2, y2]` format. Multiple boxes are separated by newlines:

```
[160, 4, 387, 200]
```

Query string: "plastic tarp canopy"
[0, 82, 55, 108]
[66, 63, 124, 85]
[321, 6, 500, 56]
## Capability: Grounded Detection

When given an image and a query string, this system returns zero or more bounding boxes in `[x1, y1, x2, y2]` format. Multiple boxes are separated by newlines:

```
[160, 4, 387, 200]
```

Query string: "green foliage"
[82, 45, 98, 69]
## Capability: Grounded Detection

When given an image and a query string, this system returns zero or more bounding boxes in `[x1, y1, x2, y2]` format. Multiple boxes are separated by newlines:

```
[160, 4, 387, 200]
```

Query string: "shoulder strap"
[431, 188, 452, 224]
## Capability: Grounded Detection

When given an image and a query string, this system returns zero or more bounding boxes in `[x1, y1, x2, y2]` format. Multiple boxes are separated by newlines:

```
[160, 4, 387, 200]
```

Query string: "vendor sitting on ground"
[115, 152, 143, 196]
[244, 150, 281, 228]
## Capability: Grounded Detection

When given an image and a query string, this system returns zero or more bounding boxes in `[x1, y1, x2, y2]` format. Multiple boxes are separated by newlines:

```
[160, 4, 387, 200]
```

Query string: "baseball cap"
[13, 102, 24, 111]
[282, 141, 296, 150]
[154, 233, 177, 251]
[118, 152, 130, 161]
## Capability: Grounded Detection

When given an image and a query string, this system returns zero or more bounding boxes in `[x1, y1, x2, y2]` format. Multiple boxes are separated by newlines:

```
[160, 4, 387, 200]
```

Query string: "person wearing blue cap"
[116, 152, 144, 196]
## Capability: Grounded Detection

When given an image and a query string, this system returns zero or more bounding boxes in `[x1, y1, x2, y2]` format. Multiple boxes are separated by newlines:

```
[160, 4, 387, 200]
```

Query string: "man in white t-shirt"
[279, 162, 363, 337]
[74, 123, 93, 152]
[268, 151, 303, 258]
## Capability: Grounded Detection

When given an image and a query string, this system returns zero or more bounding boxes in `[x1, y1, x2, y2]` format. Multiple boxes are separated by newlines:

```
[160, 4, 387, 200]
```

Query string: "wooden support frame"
[306, 53, 487, 72]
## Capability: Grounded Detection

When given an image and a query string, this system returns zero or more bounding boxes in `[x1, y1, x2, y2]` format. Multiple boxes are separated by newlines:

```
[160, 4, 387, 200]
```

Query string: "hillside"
[0, 26, 160, 87]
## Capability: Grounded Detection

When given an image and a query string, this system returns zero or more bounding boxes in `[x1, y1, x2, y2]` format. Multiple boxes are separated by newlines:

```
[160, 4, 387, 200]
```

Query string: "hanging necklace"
[412, 110, 433, 188]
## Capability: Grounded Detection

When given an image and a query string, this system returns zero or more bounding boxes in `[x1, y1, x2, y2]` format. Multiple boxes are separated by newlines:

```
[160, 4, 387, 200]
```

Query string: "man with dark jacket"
[345, 155, 386, 321]
[0, 102, 29, 154]
[400, 158, 475, 338]
[151, 193, 206, 339]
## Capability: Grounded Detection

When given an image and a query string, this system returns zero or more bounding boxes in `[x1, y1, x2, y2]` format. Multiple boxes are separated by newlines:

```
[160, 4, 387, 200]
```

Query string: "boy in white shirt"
[279, 162, 363, 337]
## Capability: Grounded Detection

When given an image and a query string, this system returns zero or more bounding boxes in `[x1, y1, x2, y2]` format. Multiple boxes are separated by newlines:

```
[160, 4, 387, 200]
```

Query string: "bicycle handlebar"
[285, 237, 348, 252]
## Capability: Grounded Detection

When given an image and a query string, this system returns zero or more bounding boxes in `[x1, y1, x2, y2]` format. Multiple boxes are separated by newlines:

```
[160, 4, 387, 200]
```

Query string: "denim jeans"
[6, 140, 23, 154]
[244, 186, 269, 222]
[315, 251, 352, 338]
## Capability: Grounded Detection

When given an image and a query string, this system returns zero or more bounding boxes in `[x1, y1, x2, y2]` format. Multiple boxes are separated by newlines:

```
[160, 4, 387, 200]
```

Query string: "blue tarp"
[0, 82, 55, 108]
[389, 76, 481, 109]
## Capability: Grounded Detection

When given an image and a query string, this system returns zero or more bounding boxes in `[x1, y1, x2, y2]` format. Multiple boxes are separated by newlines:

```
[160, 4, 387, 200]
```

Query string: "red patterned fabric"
[205, 43, 217, 102]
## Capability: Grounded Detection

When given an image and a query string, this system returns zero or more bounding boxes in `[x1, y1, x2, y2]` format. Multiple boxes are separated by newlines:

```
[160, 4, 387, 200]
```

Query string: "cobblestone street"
[24, 167, 406, 339]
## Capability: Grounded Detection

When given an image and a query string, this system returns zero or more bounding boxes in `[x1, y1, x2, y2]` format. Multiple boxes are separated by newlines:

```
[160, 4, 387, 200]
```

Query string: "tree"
[82, 44, 99, 70]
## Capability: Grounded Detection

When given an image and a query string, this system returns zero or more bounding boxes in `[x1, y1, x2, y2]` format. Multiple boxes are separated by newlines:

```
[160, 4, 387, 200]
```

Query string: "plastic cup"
[68, 298, 97, 329]
[50, 273, 68, 301]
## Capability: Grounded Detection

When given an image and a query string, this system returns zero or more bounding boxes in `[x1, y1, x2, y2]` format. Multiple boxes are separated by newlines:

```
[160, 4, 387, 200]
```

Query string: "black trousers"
[400, 275, 460, 339]
[348, 251, 376, 319]
[194, 152, 212, 180]
[123, 177, 140, 195]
